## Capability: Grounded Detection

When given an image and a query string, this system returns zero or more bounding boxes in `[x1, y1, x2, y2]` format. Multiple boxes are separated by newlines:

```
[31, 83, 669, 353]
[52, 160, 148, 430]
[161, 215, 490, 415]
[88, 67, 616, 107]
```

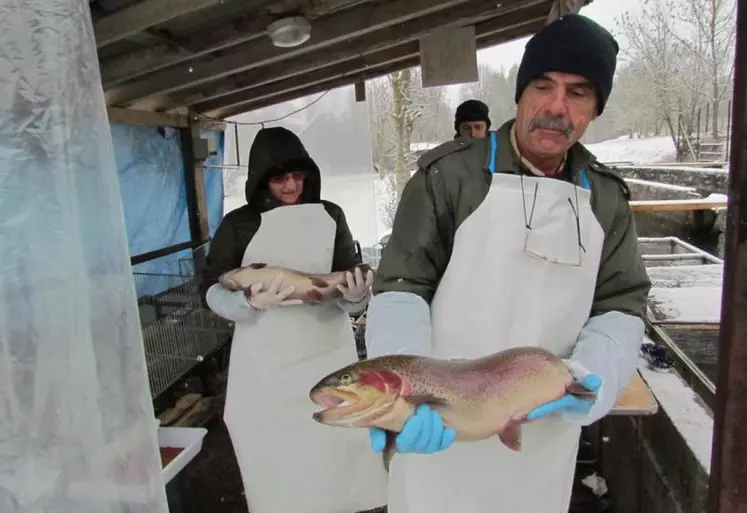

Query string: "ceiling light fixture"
[267, 16, 312, 48]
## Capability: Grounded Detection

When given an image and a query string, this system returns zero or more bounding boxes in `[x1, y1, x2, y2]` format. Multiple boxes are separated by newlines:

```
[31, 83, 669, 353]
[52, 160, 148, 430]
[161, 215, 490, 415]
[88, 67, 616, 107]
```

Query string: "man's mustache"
[529, 115, 574, 137]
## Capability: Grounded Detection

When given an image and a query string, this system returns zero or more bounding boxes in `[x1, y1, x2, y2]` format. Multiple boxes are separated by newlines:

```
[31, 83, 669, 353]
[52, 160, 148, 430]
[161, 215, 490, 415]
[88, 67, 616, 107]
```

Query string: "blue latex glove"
[525, 373, 603, 421]
[369, 404, 456, 454]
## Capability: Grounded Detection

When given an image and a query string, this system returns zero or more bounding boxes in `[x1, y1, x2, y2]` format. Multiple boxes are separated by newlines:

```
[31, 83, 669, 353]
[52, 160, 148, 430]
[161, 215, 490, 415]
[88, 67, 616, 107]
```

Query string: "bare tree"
[367, 66, 452, 229]
[617, 0, 686, 151]
[672, 0, 737, 137]
[616, 0, 736, 155]
[458, 64, 519, 128]
[368, 76, 392, 178]
[390, 68, 420, 195]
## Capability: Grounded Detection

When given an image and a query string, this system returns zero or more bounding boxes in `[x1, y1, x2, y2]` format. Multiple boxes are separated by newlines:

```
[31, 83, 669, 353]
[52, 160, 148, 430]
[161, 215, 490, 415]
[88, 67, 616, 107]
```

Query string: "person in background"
[364, 14, 650, 513]
[453, 99, 491, 138]
[201, 126, 387, 513]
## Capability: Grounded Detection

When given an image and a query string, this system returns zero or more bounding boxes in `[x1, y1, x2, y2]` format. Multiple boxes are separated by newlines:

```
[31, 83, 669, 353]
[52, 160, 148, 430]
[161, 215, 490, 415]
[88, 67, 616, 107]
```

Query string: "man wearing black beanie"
[364, 13, 650, 513]
[453, 99, 491, 139]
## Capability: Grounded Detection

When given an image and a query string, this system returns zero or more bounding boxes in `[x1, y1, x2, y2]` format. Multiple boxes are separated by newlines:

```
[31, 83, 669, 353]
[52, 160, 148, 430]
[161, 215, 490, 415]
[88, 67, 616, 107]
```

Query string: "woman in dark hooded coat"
[201, 127, 387, 513]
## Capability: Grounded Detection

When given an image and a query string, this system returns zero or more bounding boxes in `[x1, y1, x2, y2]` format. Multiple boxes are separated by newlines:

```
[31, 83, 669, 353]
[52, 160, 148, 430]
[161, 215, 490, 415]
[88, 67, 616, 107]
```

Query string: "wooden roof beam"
[158, 0, 549, 112]
[94, 0, 224, 48]
[205, 16, 546, 119]
[103, 0, 524, 107]
[106, 106, 189, 128]
[99, 0, 279, 87]
[190, 3, 548, 115]
[105, 106, 224, 131]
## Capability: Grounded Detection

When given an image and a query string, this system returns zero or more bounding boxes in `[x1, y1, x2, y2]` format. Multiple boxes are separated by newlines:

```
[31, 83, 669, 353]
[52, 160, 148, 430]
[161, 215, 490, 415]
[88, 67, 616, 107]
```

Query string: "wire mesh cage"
[133, 242, 233, 400]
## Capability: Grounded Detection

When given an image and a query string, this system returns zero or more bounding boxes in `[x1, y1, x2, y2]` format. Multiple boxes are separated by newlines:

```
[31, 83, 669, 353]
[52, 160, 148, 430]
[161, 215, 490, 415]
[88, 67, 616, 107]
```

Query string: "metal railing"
[133, 248, 232, 401]
[640, 236, 723, 413]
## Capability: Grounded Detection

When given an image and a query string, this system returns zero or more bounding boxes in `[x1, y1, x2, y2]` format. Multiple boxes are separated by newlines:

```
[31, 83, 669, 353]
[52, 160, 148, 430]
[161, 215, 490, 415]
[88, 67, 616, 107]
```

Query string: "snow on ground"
[648, 286, 723, 323]
[585, 135, 677, 165]
[624, 178, 698, 193]
[638, 353, 713, 473]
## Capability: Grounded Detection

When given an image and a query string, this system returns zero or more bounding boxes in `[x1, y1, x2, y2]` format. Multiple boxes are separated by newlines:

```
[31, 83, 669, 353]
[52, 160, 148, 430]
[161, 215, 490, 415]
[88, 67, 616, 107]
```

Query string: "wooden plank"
[104, 0, 522, 106]
[131, 0, 525, 112]
[202, 15, 546, 118]
[94, 0, 223, 48]
[167, 6, 538, 111]
[609, 371, 659, 416]
[99, 2, 277, 87]
[107, 106, 189, 128]
[354, 81, 366, 102]
[707, 1, 747, 509]
[158, 393, 202, 426]
[630, 199, 728, 212]
[187, 41, 427, 113]
[179, 120, 210, 273]
[419, 25, 479, 87]
[106, 106, 224, 131]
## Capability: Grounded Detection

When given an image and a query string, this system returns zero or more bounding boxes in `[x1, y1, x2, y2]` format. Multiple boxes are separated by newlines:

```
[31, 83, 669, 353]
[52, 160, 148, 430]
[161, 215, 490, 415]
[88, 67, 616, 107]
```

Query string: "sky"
[443, 0, 644, 105]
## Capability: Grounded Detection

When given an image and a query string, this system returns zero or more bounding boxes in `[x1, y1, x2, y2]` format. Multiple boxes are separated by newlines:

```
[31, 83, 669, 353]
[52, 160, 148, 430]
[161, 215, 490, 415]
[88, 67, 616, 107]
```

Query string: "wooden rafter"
[92, 0, 560, 116]
[106, 106, 189, 128]
[139, 0, 546, 112]
[103, 0, 518, 107]
[94, 0, 224, 48]
[99, 0, 280, 87]
[192, 2, 548, 116]
[206, 16, 546, 119]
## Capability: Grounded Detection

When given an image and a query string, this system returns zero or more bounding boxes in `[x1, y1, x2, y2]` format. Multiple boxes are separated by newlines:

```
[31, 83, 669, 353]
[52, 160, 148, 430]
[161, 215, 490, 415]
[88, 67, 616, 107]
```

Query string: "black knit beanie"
[454, 99, 491, 132]
[514, 14, 619, 115]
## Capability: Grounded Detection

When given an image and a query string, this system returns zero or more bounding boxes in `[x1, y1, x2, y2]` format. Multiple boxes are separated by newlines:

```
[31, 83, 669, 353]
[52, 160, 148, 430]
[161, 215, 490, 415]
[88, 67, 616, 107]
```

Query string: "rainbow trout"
[219, 262, 373, 303]
[309, 346, 596, 468]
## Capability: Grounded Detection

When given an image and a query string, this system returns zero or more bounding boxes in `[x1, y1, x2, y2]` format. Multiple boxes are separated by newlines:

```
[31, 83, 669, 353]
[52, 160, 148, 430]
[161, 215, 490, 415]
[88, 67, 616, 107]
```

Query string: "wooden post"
[707, 1, 747, 511]
[354, 81, 366, 102]
[179, 114, 210, 275]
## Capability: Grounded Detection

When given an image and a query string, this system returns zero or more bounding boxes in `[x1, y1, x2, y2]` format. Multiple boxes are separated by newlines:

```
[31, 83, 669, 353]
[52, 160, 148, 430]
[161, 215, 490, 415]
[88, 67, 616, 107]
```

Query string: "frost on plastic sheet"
[0, 1, 169, 512]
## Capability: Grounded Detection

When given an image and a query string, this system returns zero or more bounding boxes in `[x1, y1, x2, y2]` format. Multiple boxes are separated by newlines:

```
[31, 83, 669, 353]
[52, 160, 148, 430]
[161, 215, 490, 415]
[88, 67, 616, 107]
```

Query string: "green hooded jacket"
[200, 126, 361, 303]
[373, 119, 651, 320]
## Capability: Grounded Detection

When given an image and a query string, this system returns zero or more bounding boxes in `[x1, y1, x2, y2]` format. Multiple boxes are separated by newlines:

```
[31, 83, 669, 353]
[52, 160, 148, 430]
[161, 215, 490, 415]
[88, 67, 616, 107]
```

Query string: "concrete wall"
[631, 209, 723, 259]
[614, 166, 729, 196]
[625, 179, 700, 202]
[617, 173, 726, 258]
[585, 363, 713, 513]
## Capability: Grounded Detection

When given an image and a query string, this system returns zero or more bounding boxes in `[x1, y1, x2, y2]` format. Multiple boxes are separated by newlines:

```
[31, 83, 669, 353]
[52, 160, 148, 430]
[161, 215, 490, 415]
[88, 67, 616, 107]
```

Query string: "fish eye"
[339, 373, 352, 384]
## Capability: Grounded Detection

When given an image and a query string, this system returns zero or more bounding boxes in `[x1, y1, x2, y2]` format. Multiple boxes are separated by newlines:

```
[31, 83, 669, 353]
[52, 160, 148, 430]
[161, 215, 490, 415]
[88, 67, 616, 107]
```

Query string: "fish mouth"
[311, 386, 395, 427]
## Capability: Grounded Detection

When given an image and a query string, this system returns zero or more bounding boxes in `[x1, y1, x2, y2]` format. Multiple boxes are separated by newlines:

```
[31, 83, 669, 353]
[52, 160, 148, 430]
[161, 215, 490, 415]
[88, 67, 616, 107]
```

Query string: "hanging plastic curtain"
[0, 1, 169, 512]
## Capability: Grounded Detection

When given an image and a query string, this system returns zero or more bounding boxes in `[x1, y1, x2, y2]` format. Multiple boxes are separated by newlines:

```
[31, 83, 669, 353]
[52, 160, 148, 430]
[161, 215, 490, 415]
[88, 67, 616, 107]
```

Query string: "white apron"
[223, 203, 388, 513]
[388, 134, 604, 513]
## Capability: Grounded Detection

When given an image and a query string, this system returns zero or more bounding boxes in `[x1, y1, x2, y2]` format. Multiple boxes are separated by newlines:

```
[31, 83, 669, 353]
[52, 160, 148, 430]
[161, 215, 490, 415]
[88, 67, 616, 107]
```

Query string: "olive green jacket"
[373, 119, 651, 320]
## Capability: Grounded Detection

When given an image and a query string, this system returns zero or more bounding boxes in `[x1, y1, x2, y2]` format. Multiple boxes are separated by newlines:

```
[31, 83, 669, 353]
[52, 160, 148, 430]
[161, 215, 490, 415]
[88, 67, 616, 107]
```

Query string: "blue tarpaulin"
[110, 123, 227, 297]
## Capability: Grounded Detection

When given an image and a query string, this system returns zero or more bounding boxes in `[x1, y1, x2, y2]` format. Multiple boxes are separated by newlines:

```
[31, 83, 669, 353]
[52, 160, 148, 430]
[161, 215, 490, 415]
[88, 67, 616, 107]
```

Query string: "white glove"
[245, 273, 303, 310]
[336, 266, 374, 303]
